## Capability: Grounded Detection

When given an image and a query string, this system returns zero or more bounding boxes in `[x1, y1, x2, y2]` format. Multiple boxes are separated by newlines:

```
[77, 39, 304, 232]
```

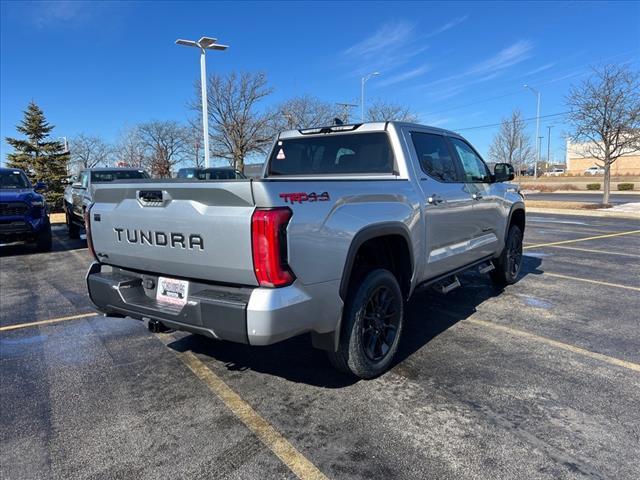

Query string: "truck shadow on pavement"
[0, 224, 86, 257]
[166, 256, 543, 388]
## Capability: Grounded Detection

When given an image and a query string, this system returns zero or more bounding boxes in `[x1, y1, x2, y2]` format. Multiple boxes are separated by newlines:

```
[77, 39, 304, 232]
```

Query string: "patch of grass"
[520, 183, 580, 192]
[618, 183, 634, 191]
[586, 183, 601, 191]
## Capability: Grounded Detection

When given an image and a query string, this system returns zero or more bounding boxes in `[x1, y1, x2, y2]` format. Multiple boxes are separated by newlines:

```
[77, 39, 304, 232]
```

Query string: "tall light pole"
[176, 36, 228, 168]
[361, 72, 380, 122]
[524, 84, 540, 178]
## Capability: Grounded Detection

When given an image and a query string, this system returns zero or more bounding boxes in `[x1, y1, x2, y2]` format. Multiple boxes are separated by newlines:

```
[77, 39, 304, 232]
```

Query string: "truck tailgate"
[89, 181, 258, 286]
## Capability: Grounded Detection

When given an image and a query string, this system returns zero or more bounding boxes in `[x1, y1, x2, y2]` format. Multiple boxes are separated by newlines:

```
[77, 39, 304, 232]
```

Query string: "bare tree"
[136, 121, 188, 178]
[68, 134, 112, 172]
[197, 71, 274, 173]
[185, 117, 205, 168]
[488, 109, 535, 174]
[366, 99, 419, 123]
[566, 64, 640, 204]
[274, 95, 340, 130]
[115, 127, 147, 169]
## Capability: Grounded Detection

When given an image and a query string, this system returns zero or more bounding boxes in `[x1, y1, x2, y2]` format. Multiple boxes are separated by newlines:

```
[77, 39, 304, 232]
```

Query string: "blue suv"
[0, 167, 52, 251]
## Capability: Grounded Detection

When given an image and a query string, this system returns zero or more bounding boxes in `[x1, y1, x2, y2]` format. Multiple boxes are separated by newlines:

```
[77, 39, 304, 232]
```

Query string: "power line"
[453, 111, 572, 132]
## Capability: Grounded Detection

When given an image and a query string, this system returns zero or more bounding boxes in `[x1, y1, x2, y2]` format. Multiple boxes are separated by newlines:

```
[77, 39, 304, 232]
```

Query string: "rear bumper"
[86, 263, 342, 346]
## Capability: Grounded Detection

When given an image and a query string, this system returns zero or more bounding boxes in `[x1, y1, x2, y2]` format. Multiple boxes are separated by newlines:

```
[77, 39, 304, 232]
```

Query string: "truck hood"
[0, 188, 37, 202]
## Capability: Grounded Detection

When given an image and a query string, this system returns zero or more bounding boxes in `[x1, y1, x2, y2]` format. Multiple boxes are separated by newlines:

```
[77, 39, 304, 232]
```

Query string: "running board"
[478, 262, 495, 274]
[435, 276, 461, 294]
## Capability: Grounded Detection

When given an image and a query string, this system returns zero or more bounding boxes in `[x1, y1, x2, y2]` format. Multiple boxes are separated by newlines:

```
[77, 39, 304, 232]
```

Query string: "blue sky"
[2, 0, 639, 166]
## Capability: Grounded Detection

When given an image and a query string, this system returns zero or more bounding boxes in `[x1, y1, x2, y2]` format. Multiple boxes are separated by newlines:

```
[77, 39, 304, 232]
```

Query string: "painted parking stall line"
[0, 312, 96, 332]
[524, 229, 640, 250]
[468, 319, 640, 373]
[157, 333, 329, 480]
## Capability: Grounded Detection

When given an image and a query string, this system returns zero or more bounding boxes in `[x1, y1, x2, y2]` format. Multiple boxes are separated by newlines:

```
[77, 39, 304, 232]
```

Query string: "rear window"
[197, 169, 246, 180]
[91, 170, 149, 182]
[267, 132, 395, 176]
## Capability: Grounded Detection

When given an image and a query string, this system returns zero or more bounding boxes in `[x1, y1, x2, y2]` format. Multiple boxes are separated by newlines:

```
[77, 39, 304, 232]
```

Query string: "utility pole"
[524, 85, 541, 178]
[336, 102, 358, 123]
[176, 36, 229, 168]
[547, 125, 553, 169]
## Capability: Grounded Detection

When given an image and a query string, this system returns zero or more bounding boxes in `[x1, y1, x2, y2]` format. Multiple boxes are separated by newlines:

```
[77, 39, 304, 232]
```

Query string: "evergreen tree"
[5, 101, 69, 209]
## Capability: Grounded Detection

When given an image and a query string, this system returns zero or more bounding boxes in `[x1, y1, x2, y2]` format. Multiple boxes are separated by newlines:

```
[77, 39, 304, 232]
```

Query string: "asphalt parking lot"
[1, 214, 639, 480]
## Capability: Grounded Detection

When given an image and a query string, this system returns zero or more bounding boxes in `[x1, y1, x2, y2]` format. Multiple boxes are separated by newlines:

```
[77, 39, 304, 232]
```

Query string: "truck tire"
[36, 219, 53, 252]
[66, 207, 80, 239]
[491, 224, 523, 285]
[327, 268, 404, 379]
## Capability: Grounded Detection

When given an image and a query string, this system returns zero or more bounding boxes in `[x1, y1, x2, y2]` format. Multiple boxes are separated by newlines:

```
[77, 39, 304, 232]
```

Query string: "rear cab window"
[267, 132, 395, 176]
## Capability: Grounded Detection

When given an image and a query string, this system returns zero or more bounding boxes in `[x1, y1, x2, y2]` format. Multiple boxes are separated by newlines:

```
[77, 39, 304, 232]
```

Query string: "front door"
[448, 137, 503, 260]
[406, 130, 478, 280]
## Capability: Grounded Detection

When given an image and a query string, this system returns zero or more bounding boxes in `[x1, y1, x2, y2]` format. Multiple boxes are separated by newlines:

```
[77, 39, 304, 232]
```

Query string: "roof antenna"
[333, 117, 344, 126]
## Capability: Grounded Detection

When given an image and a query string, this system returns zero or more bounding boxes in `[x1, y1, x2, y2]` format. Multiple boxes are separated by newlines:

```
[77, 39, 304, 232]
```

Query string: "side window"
[410, 132, 459, 182]
[449, 138, 491, 183]
[80, 172, 89, 188]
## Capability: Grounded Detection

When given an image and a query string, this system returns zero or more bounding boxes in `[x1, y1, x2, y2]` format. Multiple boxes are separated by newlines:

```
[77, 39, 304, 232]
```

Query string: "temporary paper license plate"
[156, 276, 189, 307]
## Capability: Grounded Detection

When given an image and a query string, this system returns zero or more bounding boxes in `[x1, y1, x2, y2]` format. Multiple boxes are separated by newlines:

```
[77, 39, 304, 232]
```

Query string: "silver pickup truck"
[85, 122, 525, 378]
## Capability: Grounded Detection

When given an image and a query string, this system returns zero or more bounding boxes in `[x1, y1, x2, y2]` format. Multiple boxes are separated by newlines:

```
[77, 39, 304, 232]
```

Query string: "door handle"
[428, 194, 444, 205]
[472, 193, 483, 200]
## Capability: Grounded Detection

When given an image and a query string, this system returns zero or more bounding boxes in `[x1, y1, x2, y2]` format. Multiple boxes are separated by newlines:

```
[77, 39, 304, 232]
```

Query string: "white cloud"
[467, 40, 533, 76]
[523, 62, 556, 76]
[343, 21, 416, 59]
[423, 15, 469, 39]
[377, 65, 432, 87]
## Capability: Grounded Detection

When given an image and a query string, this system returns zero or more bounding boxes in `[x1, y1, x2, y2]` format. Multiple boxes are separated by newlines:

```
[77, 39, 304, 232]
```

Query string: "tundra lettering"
[113, 227, 204, 250]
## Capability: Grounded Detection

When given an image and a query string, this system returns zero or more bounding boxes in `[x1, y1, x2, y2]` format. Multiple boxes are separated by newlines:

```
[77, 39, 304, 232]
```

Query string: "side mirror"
[72, 182, 85, 190]
[34, 181, 47, 192]
[494, 163, 515, 182]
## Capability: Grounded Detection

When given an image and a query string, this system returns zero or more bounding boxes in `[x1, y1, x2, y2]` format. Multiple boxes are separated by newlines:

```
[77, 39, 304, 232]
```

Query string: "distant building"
[566, 140, 640, 175]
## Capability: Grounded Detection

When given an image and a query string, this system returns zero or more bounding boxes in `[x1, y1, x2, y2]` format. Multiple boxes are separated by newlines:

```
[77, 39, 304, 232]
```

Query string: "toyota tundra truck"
[85, 122, 525, 378]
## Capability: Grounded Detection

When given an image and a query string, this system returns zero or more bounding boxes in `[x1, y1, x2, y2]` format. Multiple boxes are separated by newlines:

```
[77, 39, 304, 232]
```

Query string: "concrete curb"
[526, 207, 640, 219]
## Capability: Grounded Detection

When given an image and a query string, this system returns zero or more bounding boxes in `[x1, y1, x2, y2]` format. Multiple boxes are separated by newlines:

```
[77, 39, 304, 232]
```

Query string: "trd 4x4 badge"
[279, 192, 330, 204]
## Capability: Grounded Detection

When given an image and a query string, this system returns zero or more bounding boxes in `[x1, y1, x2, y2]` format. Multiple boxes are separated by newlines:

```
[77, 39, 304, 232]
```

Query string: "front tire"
[491, 224, 523, 285]
[36, 219, 53, 252]
[66, 206, 80, 239]
[327, 269, 404, 379]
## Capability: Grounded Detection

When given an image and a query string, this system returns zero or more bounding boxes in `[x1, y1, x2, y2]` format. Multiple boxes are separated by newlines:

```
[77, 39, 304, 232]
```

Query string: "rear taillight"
[84, 204, 99, 262]
[251, 207, 295, 287]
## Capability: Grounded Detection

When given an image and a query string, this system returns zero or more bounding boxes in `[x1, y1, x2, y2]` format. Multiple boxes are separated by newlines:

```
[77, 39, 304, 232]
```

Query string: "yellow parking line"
[524, 229, 640, 249]
[536, 245, 640, 258]
[0, 312, 96, 332]
[468, 319, 640, 373]
[543, 272, 640, 292]
[158, 334, 328, 480]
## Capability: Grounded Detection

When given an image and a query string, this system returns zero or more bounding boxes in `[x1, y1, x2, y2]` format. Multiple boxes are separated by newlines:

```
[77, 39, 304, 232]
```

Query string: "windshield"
[91, 170, 149, 182]
[0, 170, 31, 189]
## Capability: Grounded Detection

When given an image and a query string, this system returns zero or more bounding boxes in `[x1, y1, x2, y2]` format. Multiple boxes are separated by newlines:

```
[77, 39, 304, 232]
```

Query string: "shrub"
[618, 183, 634, 191]
[586, 183, 600, 190]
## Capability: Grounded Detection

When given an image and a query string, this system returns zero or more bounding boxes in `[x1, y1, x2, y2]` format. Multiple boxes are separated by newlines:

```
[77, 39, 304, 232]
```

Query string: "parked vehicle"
[0, 168, 52, 251]
[177, 167, 246, 180]
[584, 165, 605, 175]
[544, 168, 565, 176]
[85, 122, 524, 378]
[63, 168, 149, 238]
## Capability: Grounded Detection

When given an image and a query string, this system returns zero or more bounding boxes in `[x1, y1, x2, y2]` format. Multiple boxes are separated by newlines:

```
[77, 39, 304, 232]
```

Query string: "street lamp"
[176, 36, 229, 168]
[361, 72, 380, 122]
[524, 84, 541, 178]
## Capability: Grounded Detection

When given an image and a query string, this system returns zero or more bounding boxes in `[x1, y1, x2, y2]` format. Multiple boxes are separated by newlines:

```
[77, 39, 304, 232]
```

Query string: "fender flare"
[338, 222, 414, 300]
[506, 202, 526, 236]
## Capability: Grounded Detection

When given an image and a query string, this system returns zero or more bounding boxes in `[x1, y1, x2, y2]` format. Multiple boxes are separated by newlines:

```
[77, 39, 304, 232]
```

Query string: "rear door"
[448, 136, 502, 260]
[406, 130, 478, 278]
